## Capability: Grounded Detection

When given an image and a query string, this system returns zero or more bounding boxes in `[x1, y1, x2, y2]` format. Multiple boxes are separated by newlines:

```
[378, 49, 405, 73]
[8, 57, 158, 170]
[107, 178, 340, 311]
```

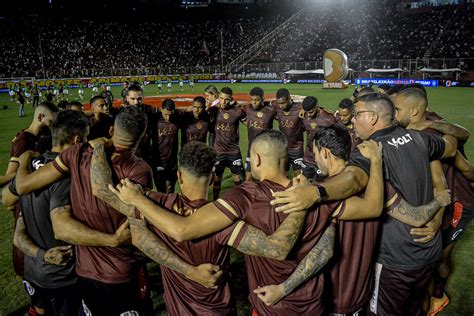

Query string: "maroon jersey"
[325, 183, 399, 313]
[210, 105, 245, 156]
[152, 115, 179, 164]
[302, 109, 337, 166]
[144, 192, 234, 316]
[244, 103, 276, 146]
[214, 180, 341, 315]
[182, 111, 211, 144]
[52, 144, 153, 284]
[273, 102, 304, 152]
[10, 130, 38, 162]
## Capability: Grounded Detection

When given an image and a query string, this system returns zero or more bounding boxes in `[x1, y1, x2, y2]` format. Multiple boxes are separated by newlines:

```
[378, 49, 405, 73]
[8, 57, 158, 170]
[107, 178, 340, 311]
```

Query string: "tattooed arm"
[129, 217, 223, 288]
[90, 143, 135, 217]
[416, 121, 470, 143]
[231, 210, 307, 261]
[253, 224, 336, 306]
[14, 215, 73, 266]
[387, 190, 450, 227]
[51, 205, 130, 247]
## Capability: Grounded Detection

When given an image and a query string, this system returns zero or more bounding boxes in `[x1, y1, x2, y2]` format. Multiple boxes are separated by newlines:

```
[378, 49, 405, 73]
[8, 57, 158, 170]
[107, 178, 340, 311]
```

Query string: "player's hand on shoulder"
[89, 137, 112, 149]
[108, 178, 144, 206]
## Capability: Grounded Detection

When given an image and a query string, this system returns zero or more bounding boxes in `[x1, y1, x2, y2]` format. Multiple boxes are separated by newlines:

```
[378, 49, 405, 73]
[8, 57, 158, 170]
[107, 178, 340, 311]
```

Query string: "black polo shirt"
[371, 125, 445, 270]
[17, 151, 77, 288]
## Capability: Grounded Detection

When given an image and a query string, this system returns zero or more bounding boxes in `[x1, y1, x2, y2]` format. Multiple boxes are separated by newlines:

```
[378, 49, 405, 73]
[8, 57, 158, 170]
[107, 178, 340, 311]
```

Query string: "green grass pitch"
[0, 83, 473, 315]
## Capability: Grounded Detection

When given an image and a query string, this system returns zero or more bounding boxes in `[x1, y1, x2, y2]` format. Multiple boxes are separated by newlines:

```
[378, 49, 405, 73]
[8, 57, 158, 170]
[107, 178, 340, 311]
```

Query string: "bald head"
[393, 88, 428, 127]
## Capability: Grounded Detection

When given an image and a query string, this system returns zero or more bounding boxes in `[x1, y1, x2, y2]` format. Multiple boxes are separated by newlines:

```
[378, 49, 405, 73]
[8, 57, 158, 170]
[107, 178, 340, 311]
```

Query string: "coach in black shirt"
[272, 93, 457, 315]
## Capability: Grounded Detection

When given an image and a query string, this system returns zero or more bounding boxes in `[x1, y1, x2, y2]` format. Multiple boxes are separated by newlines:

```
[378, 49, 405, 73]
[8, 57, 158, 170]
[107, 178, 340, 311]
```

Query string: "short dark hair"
[162, 99, 175, 111]
[396, 87, 428, 108]
[302, 96, 318, 111]
[386, 84, 404, 96]
[127, 84, 143, 95]
[220, 87, 233, 96]
[66, 101, 83, 110]
[114, 106, 148, 144]
[52, 110, 90, 147]
[250, 87, 264, 99]
[90, 95, 106, 105]
[193, 96, 206, 106]
[276, 88, 290, 100]
[338, 98, 354, 111]
[315, 125, 351, 161]
[204, 85, 219, 96]
[179, 141, 216, 178]
[403, 83, 427, 96]
[252, 130, 288, 162]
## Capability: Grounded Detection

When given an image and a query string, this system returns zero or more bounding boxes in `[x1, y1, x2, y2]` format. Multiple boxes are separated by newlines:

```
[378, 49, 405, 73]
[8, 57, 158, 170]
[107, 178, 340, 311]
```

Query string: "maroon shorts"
[369, 263, 434, 316]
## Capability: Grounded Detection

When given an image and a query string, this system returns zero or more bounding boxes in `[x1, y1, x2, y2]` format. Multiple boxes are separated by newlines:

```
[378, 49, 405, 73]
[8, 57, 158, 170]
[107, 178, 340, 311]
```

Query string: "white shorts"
[53, 90, 58, 95]
[63, 90, 69, 94]
[25, 93, 31, 98]
[92, 87, 99, 92]
[106, 86, 111, 91]
[167, 83, 172, 88]
[179, 82, 183, 86]
[9, 91, 15, 96]
[78, 89, 84, 94]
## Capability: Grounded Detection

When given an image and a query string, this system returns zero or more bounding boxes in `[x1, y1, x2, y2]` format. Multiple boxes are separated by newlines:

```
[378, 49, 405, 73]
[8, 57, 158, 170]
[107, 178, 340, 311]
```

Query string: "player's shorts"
[22, 279, 81, 314]
[9, 91, 15, 96]
[369, 263, 434, 316]
[53, 90, 58, 95]
[215, 153, 244, 177]
[106, 86, 111, 91]
[442, 201, 474, 247]
[79, 276, 146, 316]
[92, 87, 99, 93]
[286, 148, 304, 172]
[167, 83, 172, 88]
[63, 90, 69, 94]
[24, 93, 31, 98]
[154, 160, 178, 193]
[78, 89, 84, 94]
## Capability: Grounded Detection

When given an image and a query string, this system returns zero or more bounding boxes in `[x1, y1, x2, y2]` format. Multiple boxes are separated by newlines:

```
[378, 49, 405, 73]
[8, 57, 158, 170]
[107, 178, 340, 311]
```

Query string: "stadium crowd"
[1, 2, 472, 78]
[1, 82, 473, 316]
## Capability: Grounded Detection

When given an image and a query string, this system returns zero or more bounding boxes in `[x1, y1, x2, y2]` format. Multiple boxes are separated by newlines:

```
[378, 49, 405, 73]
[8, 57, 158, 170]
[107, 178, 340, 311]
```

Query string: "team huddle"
[1, 83, 473, 316]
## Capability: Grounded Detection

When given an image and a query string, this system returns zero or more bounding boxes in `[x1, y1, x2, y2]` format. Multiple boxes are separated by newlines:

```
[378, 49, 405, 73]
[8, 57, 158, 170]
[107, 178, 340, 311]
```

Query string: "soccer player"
[273, 88, 304, 176]
[243, 87, 275, 180]
[88, 96, 114, 140]
[151, 99, 180, 193]
[17, 90, 26, 117]
[179, 76, 184, 92]
[182, 96, 211, 144]
[157, 77, 163, 93]
[271, 93, 457, 316]
[8, 110, 127, 315]
[78, 82, 85, 101]
[300, 96, 337, 181]
[336, 98, 361, 150]
[99, 84, 114, 111]
[120, 81, 129, 103]
[167, 77, 172, 92]
[189, 76, 194, 91]
[14, 107, 154, 315]
[204, 85, 220, 109]
[392, 87, 473, 316]
[92, 81, 100, 95]
[208, 87, 246, 199]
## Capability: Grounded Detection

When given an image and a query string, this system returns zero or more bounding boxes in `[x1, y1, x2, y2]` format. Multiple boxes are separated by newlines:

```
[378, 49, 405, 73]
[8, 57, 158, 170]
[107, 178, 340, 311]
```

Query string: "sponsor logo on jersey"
[387, 133, 413, 149]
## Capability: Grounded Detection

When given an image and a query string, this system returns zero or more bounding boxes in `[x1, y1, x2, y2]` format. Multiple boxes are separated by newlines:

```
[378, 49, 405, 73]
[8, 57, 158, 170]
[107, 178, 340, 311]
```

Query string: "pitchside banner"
[355, 78, 439, 87]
